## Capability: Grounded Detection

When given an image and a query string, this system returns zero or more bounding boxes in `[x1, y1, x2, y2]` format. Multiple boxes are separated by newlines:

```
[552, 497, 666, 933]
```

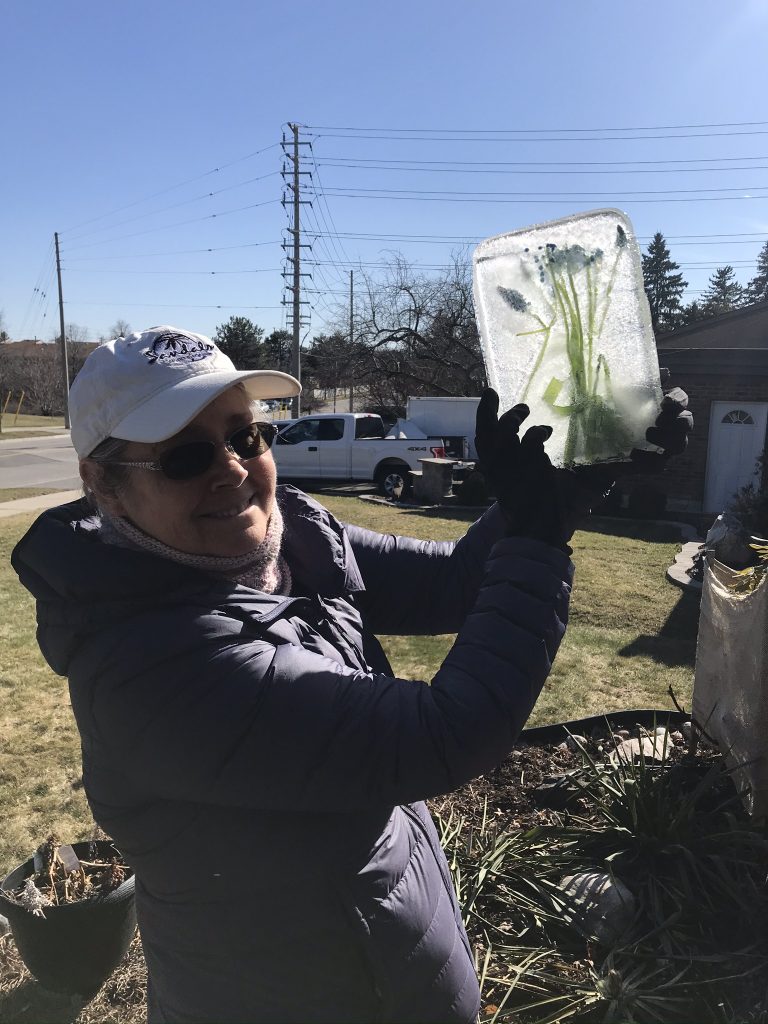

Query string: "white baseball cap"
[70, 325, 301, 458]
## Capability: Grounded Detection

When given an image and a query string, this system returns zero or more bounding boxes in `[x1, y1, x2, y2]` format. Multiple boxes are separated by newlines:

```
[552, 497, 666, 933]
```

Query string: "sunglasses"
[103, 421, 279, 481]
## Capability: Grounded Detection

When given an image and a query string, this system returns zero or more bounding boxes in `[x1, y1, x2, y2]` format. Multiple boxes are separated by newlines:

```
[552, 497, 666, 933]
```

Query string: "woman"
[12, 326, 690, 1024]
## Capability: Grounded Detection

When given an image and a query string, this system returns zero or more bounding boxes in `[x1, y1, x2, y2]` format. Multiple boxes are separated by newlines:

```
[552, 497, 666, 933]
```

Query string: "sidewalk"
[0, 489, 82, 518]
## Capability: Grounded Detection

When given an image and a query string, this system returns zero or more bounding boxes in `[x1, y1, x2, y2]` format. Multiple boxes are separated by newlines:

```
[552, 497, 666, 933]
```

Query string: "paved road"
[0, 433, 81, 490]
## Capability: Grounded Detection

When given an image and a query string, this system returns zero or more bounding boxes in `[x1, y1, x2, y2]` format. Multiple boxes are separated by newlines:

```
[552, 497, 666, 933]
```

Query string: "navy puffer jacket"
[12, 486, 572, 1024]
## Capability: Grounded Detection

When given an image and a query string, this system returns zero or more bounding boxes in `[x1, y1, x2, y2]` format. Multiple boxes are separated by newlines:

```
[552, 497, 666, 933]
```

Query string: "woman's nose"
[209, 445, 251, 485]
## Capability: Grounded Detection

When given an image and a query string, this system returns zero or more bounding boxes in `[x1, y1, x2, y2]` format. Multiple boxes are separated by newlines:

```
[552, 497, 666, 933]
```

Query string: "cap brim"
[111, 369, 301, 443]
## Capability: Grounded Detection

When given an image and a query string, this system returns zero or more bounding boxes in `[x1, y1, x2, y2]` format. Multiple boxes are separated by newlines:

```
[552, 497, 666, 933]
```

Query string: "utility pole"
[348, 270, 354, 412]
[281, 124, 312, 416]
[290, 124, 301, 417]
[54, 232, 71, 429]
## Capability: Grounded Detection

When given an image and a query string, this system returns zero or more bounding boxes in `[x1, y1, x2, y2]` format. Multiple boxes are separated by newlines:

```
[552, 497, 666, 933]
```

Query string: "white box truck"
[398, 397, 481, 461]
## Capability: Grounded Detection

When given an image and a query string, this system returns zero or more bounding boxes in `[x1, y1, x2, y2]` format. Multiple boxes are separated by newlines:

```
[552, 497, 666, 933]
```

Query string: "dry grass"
[0, 497, 698, 1021]
[0, 414, 65, 429]
[0, 489, 63, 504]
[0, 933, 146, 1024]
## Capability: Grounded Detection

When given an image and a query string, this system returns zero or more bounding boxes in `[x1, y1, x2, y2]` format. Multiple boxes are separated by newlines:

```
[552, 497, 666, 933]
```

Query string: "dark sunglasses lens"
[160, 442, 216, 480]
[231, 423, 278, 459]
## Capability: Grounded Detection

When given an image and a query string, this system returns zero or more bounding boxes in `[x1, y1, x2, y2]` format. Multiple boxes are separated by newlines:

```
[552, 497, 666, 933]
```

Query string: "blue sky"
[2, 0, 768, 344]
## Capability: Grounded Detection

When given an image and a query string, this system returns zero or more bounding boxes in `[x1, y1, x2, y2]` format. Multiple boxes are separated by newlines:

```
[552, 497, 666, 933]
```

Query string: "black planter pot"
[519, 708, 688, 746]
[0, 840, 136, 997]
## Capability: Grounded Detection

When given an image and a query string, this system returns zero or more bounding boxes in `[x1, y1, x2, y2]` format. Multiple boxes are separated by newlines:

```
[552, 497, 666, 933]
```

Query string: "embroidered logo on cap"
[145, 330, 215, 367]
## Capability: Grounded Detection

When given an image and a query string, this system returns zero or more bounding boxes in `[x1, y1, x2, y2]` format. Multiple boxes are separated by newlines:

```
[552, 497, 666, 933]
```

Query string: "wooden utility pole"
[348, 270, 354, 412]
[290, 124, 301, 418]
[54, 232, 71, 428]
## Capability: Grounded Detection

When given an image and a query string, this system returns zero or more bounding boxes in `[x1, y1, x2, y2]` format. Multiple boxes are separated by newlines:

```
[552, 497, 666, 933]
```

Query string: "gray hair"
[83, 436, 131, 509]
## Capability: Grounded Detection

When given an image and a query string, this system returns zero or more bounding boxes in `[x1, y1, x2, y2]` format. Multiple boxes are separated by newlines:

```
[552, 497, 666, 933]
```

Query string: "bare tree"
[109, 319, 131, 339]
[353, 253, 485, 416]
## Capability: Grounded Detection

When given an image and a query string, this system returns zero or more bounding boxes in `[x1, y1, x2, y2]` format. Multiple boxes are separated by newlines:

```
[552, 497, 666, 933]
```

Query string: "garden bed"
[433, 712, 768, 1023]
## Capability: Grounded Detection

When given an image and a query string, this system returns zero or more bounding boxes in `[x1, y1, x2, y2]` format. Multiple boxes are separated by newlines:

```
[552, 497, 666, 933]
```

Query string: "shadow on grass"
[619, 590, 701, 667]
[0, 977, 83, 1024]
[398, 509, 691, 540]
[579, 515, 688, 544]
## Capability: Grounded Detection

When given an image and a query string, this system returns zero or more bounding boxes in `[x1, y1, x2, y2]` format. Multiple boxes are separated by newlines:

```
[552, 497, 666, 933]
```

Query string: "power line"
[61, 142, 281, 235]
[63, 268, 282, 275]
[318, 160, 768, 176]
[317, 190, 768, 205]
[313, 129, 768, 144]
[63, 241, 282, 261]
[321, 184, 768, 198]
[64, 171, 281, 243]
[305, 119, 768, 133]
[317, 154, 768, 168]
[63, 199, 281, 252]
[67, 301, 284, 310]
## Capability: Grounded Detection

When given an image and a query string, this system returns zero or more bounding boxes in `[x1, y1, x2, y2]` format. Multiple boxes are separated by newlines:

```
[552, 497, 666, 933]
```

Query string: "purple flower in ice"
[497, 286, 530, 313]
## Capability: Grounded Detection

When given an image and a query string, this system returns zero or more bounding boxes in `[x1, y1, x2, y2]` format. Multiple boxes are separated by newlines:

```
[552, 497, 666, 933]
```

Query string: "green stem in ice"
[519, 315, 554, 403]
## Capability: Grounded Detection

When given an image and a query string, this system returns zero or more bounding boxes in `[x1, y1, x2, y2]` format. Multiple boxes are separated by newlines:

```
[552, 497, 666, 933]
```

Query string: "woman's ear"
[79, 459, 125, 517]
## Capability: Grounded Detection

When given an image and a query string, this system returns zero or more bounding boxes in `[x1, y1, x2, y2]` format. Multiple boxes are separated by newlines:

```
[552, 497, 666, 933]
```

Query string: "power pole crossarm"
[54, 232, 71, 429]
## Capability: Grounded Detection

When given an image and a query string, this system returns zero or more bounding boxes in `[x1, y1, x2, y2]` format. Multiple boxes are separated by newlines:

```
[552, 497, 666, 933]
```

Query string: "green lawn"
[0, 500, 696, 870]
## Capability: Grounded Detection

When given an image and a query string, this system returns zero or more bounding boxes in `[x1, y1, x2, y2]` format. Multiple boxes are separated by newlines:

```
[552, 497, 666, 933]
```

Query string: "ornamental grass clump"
[435, 723, 768, 1023]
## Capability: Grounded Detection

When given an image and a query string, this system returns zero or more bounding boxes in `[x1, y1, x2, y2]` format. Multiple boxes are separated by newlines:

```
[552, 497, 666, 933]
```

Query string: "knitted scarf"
[98, 500, 292, 595]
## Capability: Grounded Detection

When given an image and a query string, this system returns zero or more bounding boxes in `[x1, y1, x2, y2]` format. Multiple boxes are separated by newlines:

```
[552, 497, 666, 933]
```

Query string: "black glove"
[475, 388, 572, 551]
[571, 385, 694, 497]
[475, 385, 694, 548]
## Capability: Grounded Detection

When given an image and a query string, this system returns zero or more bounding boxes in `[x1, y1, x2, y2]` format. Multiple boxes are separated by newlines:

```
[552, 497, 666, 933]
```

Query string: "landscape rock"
[565, 734, 588, 753]
[0, 914, 9, 936]
[559, 871, 636, 945]
[681, 721, 694, 743]
[609, 735, 666, 765]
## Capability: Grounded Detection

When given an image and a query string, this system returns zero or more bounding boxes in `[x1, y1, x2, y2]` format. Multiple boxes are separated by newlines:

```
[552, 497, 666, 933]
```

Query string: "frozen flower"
[545, 244, 601, 274]
[497, 286, 530, 313]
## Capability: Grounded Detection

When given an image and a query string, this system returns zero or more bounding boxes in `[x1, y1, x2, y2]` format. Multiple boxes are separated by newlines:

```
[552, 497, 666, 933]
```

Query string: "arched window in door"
[722, 410, 755, 425]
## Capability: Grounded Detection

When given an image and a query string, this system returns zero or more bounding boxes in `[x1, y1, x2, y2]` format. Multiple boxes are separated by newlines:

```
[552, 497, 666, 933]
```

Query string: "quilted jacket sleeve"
[345, 501, 509, 634]
[74, 536, 572, 813]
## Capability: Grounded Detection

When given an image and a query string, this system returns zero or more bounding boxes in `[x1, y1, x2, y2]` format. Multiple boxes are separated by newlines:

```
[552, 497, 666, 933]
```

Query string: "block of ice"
[473, 209, 663, 467]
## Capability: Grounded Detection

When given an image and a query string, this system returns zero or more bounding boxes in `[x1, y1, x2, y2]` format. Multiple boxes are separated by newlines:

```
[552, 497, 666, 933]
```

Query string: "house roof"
[656, 301, 768, 350]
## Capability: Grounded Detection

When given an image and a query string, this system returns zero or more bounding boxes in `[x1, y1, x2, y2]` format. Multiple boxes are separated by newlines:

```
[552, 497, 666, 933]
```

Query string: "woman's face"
[101, 387, 277, 557]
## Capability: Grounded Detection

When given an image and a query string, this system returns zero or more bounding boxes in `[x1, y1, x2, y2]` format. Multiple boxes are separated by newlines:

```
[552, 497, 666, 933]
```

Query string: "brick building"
[650, 302, 768, 516]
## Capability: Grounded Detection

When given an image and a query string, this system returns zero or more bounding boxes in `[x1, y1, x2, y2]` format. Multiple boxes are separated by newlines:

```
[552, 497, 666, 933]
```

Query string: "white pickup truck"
[271, 412, 446, 497]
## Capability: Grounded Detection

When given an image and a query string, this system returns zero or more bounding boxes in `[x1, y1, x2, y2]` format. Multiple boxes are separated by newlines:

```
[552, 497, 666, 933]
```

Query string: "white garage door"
[703, 401, 768, 514]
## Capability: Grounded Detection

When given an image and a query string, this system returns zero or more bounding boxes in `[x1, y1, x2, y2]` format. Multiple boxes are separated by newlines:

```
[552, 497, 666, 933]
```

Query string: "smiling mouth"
[202, 496, 256, 520]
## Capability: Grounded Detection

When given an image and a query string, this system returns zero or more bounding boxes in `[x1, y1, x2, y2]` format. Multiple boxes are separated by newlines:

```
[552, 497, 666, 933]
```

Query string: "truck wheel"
[376, 464, 411, 500]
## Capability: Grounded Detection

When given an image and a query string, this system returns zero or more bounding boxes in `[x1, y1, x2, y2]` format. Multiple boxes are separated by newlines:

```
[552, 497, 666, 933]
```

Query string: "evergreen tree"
[701, 266, 744, 316]
[641, 232, 687, 334]
[745, 241, 768, 304]
[264, 329, 291, 372]
[213, 316, 264, 369]
[679, 300, 706, 326]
